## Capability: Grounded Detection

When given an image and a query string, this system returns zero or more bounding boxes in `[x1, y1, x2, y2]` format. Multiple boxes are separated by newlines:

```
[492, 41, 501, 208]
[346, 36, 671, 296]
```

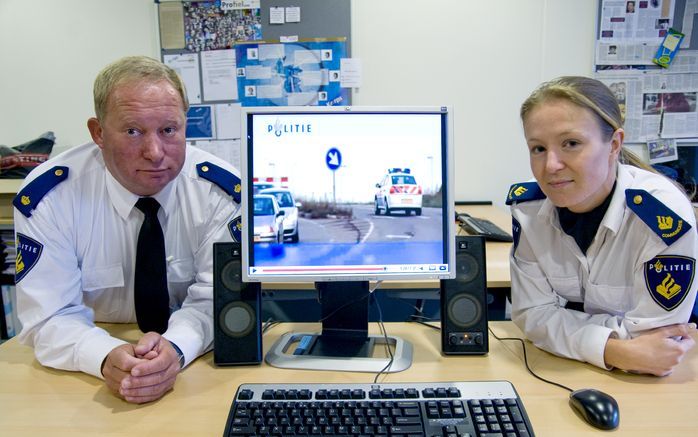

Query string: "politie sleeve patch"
[15, 233, 44, 283]
[512, 217, 521, 253]
[228, 216, 242, 242]
[644, 255, 695, 311]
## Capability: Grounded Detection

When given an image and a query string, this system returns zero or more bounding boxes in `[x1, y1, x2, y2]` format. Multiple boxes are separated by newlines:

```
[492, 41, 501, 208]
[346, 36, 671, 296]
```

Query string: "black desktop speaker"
[213, 242, 263, 366]
[441, 236, 489, 354]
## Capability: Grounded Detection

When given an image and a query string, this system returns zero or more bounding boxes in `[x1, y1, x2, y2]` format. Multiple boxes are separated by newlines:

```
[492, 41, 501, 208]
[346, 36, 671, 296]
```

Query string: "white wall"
[0, 0, 597, 206]
[351, 0, 597, 205]
[0, 0, 159, 153]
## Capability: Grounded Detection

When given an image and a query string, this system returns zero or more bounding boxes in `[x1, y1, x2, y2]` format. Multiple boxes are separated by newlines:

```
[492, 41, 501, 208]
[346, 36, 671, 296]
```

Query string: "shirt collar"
[535, 164, 628, 233]
[105, 165, 178, 220]
[600, 164, 631, 234]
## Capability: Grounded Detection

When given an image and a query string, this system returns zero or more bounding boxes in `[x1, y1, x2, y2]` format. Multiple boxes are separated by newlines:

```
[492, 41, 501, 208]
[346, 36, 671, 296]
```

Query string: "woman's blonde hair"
[521, 76, 654, 172]
[521, 76, 695, 199]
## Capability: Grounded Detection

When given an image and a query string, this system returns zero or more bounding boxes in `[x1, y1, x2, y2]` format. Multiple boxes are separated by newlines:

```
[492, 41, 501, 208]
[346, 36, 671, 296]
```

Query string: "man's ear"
[87, 117, 105, 149]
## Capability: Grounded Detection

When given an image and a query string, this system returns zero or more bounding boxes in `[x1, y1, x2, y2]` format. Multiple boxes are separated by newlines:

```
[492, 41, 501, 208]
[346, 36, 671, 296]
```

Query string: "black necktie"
[134, 197, 170, 334]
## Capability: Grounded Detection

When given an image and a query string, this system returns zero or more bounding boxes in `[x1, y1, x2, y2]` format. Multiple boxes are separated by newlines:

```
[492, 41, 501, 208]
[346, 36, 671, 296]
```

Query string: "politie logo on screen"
[268, 119, 312, 137]
[644, 255, 695, 311]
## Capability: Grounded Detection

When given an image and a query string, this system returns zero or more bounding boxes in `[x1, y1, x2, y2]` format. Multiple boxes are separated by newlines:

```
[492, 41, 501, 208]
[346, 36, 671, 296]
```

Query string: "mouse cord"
[488, 327, 574, 393]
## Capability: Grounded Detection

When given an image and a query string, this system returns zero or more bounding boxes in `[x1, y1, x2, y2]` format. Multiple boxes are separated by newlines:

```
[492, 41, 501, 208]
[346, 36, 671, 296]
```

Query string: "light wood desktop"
[1, 321, 696, 436]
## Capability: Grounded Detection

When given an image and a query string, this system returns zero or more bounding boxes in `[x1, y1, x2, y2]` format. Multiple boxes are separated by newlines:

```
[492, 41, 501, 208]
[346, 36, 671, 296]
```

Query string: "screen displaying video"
[243, 109, 453, 281]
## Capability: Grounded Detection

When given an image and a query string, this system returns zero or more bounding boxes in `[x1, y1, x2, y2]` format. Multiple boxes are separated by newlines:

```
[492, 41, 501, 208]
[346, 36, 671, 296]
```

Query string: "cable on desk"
[317, 289, 371, 323]
[371, 290, 394, 383]
[409, 318, 441, 331]
[488, 327, 574, 393]
[262, 318, 281, 334]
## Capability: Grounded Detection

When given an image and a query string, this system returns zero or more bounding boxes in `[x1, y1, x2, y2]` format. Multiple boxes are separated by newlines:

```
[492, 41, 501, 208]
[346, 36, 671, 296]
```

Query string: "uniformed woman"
[507, 76, 697, 376]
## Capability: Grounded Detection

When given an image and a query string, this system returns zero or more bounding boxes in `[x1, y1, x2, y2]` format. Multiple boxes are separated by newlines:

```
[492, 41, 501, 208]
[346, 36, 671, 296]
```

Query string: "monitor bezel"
[240, 105, 456, 283]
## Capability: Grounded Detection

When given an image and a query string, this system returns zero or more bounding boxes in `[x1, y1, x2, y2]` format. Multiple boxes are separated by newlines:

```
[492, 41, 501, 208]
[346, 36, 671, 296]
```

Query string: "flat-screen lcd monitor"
[240, 106, 455, 372]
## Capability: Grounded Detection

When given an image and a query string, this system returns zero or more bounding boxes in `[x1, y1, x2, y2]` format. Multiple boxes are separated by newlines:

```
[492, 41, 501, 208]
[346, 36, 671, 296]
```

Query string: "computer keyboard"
[224, 381, 535, 436]
[456, 213, 513, 243]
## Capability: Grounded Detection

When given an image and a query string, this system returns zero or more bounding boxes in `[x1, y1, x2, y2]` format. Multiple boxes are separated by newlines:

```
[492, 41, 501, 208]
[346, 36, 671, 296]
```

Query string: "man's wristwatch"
[170, 342, 185, 369]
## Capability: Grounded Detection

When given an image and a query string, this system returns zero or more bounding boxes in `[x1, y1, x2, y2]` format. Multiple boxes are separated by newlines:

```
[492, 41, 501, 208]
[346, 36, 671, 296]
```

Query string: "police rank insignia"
[15, 233, 44, 283]
[229, 216, 242, 242]
[644, 255, 695, 311]
[13, 166, 69, 217]
[505, 182, 546, 205]
[196, 161, 242, 203]
[626, 189, 692, 245]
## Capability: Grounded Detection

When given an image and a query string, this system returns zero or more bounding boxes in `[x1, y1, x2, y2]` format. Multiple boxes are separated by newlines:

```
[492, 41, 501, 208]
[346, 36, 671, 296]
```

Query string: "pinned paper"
[340, 58, 362, 88]
[647, 138, 678, 164]
[286, 7, 301, 23]
[270, 7, 284, 24]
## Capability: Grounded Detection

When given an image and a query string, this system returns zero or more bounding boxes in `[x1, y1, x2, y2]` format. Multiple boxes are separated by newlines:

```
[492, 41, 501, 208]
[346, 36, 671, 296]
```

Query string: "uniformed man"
[14, 56, 242, 403]
[509, 76, 697, 376]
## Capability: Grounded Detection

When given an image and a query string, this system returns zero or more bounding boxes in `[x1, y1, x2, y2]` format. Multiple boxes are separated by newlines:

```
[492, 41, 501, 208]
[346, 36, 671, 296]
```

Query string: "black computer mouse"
[569, 388, 620, 430]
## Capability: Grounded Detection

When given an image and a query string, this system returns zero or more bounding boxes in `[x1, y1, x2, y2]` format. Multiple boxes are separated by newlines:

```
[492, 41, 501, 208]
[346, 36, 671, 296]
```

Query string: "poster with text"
[235, 39, 349, 107]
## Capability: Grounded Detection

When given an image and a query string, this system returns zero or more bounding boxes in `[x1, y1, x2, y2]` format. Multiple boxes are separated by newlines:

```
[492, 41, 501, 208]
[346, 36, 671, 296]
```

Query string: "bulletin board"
[158, 0, 351, 108]
[595, 0, 698, 198]
[594, 0, 698, 144]
[156, 0, 352, 168]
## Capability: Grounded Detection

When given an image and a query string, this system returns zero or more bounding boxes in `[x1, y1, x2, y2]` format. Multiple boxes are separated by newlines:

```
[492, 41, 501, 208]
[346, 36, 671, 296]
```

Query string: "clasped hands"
[604, 323, 697, 376]
[101, 332, 181, 404]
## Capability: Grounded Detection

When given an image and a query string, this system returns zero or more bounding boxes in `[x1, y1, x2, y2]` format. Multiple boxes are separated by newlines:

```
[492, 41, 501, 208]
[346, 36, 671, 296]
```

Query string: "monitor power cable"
[371, 291, 395, 383]
[316, 280, 383, 324]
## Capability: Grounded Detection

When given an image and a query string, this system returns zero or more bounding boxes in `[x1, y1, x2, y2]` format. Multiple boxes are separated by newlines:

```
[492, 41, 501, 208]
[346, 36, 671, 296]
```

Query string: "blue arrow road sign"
[326, 148, 342, 171]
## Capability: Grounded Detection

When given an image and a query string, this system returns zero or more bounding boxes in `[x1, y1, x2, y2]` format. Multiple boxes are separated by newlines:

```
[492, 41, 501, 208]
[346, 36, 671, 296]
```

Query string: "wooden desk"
[1, 321, 696, 436]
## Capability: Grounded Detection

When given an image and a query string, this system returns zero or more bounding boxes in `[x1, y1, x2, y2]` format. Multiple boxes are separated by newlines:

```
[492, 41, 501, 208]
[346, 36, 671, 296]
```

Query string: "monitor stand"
[265, 281, 413, 373]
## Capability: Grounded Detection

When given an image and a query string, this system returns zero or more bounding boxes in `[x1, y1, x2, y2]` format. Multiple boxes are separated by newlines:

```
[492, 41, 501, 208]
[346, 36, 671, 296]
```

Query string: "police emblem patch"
[644, 255, 695, 311]
[15, 233, 44, 283]
[228, 216, 242, 242]
[512, 217, 521, 252]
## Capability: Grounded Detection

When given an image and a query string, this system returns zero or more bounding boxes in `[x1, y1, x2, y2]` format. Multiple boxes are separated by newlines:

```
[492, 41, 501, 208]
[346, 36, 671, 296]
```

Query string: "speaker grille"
[448, 294, 482, 328]
[221, 259, 242, 292]
[219, 302, 255, 338]
[456, 252, 478, 283]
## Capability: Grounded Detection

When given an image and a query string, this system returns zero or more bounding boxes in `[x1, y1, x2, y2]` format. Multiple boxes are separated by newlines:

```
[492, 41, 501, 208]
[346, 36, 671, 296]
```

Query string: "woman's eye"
[529, 145, 545, 155]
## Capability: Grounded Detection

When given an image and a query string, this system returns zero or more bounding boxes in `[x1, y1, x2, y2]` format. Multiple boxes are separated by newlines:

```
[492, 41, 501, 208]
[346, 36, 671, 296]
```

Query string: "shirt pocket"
[548, 275, 582, 299]
[584, 282, 634, 315]
[82, 263, 124, 291]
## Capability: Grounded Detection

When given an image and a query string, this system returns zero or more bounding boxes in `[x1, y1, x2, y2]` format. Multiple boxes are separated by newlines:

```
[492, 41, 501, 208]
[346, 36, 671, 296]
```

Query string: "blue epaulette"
[626, 189, 692, 245]
[13, 166, 69, 218]
[196, 161, 241, 203]
[505, 182, 546, 205]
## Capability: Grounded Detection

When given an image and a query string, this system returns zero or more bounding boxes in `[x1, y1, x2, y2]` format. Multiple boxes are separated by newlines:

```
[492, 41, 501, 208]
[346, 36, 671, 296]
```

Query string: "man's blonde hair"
[93, 55, 189, 120]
